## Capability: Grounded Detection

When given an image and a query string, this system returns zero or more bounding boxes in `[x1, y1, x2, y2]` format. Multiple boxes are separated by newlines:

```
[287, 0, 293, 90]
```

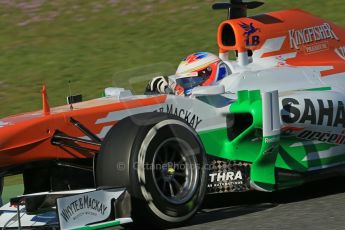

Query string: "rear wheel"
[96, 113, 207, 228]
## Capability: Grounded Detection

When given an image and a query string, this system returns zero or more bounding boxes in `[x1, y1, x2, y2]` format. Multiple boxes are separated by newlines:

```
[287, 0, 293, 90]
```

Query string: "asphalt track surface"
[124, 177, 345, 230]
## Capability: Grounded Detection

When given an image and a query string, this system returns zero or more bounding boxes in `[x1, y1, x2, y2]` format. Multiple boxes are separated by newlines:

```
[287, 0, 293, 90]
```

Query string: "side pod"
[250, 91, 281, 191]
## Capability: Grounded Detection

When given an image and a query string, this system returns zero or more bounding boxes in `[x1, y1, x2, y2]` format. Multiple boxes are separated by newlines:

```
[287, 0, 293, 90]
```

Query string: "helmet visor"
[175, 76, 205, 90]
[175, 66, 213, 88]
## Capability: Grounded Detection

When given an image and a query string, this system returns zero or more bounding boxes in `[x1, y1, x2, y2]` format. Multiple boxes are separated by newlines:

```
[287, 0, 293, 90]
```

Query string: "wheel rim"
[152, 137, 199, 205]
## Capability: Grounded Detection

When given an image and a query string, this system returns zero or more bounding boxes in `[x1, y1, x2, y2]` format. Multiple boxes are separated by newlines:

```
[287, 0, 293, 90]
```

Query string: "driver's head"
[170, 52, 230, 96]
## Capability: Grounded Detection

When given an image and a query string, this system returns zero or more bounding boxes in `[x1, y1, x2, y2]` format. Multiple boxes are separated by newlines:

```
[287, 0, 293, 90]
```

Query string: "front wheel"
[96, 113, 207, 228]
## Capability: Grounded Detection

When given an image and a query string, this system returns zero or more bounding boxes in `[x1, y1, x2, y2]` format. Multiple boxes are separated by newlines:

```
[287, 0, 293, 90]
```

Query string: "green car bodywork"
[199, 90, 340, 192]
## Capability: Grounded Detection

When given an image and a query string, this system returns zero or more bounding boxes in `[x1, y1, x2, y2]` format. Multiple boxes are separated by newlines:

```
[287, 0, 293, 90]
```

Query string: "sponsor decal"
[208, 171, 243, 188]
[57, 189, 125, 230]
[289, 23, 339, 50]
[209, 171, 243, 183]
[282, 98, 345, 127]
[59, 195, 108, 223]
[304, 41, 329, 54]
[335, 46, 345, 60]
[155, 104, 203, 129]
[297, 130, 345, 145]
[239, 22, 260, 47]
[264, 136, 280, 143]
[206, 158, 251, 193]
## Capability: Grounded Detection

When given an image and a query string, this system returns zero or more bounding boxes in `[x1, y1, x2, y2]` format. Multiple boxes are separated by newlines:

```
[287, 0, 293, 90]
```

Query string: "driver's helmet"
[170, 52, 230, 96]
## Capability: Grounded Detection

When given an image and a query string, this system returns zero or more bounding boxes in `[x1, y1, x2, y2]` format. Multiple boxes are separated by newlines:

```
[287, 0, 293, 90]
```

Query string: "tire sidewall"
[130, 118, 207, 224]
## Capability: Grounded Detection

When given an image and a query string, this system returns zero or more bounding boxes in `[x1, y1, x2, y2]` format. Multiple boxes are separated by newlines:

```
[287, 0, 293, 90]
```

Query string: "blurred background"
[1, 0, 345, 202]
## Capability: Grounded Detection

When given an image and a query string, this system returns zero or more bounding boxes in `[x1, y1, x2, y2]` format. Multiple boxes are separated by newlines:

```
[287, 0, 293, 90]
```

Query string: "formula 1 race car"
[2, 0, 345, 229]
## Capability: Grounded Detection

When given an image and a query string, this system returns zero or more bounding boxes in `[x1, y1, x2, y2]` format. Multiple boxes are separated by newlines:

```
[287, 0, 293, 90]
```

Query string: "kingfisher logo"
[335, 46, 345, 60]
[239, 22, 260, 47]
[289, 23, 339, 49]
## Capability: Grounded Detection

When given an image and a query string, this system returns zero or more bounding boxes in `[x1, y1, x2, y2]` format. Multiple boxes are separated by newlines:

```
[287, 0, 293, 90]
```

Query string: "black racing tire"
[96, 113, 207, 229]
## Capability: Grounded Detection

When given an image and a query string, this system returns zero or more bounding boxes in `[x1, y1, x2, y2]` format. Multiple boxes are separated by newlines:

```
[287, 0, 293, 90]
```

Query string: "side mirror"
[191, 84, 225, 96]
[67, 94, 82, 104]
